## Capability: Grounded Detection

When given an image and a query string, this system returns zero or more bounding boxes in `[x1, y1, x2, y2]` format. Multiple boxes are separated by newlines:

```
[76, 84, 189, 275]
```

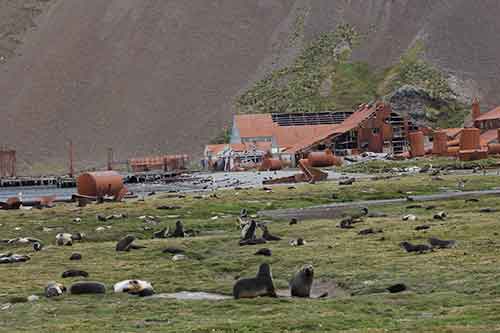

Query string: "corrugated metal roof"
[205, 142, 272, 156]
[234, 114, 274, 138]
[475, 106, 500, 121]
[284, 104, 376, 153]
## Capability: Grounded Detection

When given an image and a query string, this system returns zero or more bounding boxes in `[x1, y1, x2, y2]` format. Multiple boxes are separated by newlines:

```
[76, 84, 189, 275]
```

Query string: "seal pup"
[62, 270, 89, 278]
[260, 224, 281, 241]
[387, 283, 407, 293]
[114, 280, 154, 297]
[153, 227, 169, 239]
[290, 264, 314, 298]
[33, 242, 43, 251]
[116, 235, 136, 251]
[45, 282, 66, 297]
[70, 281, 106, 295]
[289, 238, 306, 246]
[162, 247, 185, 254]
[233, 263, 277, 299]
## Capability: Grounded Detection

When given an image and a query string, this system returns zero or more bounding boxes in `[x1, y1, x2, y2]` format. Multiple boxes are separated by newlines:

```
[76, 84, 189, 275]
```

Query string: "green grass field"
[1, 173, 500, 332]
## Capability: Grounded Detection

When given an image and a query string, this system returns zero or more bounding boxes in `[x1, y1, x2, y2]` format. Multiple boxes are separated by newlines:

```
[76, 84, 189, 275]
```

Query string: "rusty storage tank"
[432, 131, 448, 155]
[446, 146, 460, 156]
[77, 171, 125, 199]
[258, 158, 283, 171]
[460, 128, 481, 150]
[308, 150, 342, 167]
[408, 131, 425, 157]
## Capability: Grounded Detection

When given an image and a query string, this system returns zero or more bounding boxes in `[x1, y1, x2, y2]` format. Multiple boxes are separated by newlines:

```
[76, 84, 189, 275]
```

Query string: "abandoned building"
[0, 150, 16, 177]
[205, 102, 419, 169]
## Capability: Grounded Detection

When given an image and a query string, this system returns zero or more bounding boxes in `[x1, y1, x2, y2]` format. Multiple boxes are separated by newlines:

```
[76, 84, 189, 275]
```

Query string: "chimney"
[472, 97, 481, 121]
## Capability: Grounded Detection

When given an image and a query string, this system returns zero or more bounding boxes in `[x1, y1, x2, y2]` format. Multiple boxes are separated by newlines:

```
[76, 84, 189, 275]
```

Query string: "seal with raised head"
[171, 221, 185, 238]
[116, 235, 136, 252]
[290, 264, 314, 298]
[233, 263, 277, 299]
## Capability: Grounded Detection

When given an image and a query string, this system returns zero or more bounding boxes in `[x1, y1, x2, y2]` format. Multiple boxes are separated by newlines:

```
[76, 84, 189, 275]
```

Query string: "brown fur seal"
[116, 235, 136, 251]
[233, 263, 276, 299]
[70, 281, 106, 294]
[170, 221, 185, 238]
[290, 264, 314, 297]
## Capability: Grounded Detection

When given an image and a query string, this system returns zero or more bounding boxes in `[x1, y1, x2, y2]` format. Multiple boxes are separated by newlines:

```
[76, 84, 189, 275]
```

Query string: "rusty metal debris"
[76, 171, 127, 202]
[0, 150, 16, 178]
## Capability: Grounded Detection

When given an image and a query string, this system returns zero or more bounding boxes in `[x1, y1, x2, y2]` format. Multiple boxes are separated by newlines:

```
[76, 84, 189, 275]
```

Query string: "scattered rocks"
[172, 254, 188, 261]
[339, 178, 355, 186]
[402, 214, 417, 221]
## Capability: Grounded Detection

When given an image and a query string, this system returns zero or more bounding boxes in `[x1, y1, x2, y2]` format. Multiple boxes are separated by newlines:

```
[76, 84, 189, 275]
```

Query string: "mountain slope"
[1, 0, 500, 172]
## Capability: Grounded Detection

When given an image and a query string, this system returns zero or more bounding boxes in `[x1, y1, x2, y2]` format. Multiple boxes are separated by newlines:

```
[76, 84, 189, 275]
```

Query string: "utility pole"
[107, 148, 114, 171]
[69, 140, 74, 178]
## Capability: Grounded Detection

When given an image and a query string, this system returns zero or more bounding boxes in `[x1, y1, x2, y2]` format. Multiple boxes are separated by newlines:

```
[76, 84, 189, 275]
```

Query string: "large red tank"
[408, 131, 425, 157]
[460, 128, 481, 150]
[77, 171, 125, 200]
[258, 158, 283, 171]
[307, 150, 342, 167]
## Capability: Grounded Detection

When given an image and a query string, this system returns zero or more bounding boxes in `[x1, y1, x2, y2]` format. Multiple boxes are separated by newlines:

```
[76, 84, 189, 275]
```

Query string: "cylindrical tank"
[408, 131, 425, 157]
[447, 139, 460, 147]
[446, 146, 460, 156]
[488, 143, 500, 155]
[460, 128, 481, 150]
[258, 158, 283, 171]
[307, 150, 342, 167]
[432, 131, 448, 155]
[77, 171, 124, 198]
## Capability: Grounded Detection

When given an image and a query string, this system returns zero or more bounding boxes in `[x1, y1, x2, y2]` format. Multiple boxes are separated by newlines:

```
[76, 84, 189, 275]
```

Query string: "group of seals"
[233, 263, 315, 299]
[400, 237, 456, 254]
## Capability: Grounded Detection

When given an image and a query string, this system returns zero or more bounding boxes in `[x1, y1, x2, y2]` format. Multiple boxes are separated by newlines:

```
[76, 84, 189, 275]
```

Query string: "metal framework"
[0, 150, 16, 178]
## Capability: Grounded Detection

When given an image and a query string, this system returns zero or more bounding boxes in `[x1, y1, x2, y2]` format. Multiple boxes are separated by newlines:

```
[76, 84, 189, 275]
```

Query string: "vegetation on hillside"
[236, 25, 470, 128]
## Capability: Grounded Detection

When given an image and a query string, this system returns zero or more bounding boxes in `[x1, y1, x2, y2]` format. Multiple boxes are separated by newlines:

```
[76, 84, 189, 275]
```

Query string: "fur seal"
[69, 253, 82, 260]
[114, 280, 154, 297]
[289, 218, 298, 225]
[433, 211, 448, 220]
[62, 270, 89, 278]
[162, 247, 185, 254]
[153, 227, 169, 239]
[45, 282, 66, 297]
[70, 281, 106, 295]
[400, 241, 432, 254]
[289, 238, 306, 246]
[254, 248, 272, 256]
[428, 237, 456, 249]
[387, 283, 407, 293]
[116, 235, 136, 251]
[171, 221, 185, 238]
[358, 228, 382, 235]
[260, 224, 281, 241]
[0, 253, 30, 264]
[33, 242, 43, 251]
[402, 214, 417, 221]
[233, 263, 276, 299]
[56, 233, 73, 246]
[290, 264, 314, 298]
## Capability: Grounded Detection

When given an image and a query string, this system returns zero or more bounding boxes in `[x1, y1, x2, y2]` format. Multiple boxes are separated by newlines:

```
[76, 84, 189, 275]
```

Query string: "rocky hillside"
[1, 0, 500, 173]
